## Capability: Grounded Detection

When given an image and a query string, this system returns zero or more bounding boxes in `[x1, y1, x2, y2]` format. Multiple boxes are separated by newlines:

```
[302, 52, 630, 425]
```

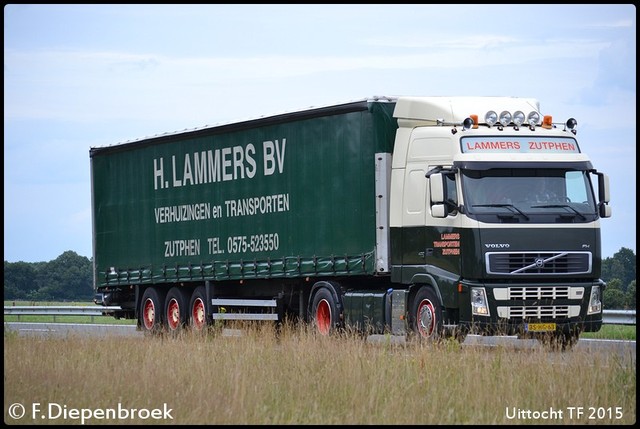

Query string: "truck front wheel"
[140, 287, 165, 335]
[411, 287, 443, 342]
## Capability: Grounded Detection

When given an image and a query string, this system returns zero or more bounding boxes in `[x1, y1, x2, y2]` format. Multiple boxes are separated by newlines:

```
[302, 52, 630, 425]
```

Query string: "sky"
[4, 4, 636, 263]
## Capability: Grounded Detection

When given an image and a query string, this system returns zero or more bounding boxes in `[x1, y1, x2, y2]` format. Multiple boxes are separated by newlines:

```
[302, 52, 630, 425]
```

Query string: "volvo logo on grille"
[534, 258, 545, 268]
[485, 243, 510, 248]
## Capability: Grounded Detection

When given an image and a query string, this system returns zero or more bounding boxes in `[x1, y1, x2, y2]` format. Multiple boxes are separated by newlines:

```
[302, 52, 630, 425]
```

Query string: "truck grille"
[497, 305, 581, 319]
[506, 286, 570, 300]
[486, 251, 591, 275]
[493, 286, 584, 301]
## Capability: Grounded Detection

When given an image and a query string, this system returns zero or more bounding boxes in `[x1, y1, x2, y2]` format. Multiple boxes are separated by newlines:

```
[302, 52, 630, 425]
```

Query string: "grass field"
[3, 321, 636, 425]
[581, 324, 636, 341]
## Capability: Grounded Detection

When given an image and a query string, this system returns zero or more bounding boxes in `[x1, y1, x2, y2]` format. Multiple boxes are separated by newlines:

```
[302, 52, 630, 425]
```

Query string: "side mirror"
[595, 172, 611, 218]
[597, 173, 610, 204]
[599, 204, 612, 218]
[432, 204, 447, 218]
[430, 172, 445, 204]
[429, 173, 447, 218]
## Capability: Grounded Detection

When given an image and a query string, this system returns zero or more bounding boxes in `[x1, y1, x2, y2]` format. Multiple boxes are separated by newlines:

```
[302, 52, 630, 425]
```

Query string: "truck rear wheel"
[189, 286, 208, 332]
[411, 287, 443, 342]
[311, 287, 339, 336]
[165, 287, 190, 333]
[140, 287, 165, 335]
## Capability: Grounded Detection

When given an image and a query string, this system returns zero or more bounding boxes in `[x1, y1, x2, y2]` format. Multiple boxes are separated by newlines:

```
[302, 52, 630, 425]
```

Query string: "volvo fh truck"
[91, 95, 611, 348]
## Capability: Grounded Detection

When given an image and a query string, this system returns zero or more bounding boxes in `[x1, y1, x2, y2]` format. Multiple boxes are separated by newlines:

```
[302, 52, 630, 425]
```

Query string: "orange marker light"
[470, 114, 479, 129]
[542, 115, 553, 129]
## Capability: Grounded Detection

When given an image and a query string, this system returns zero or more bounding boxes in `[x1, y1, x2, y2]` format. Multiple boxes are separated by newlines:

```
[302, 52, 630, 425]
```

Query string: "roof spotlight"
[485, 111, 498, 127]
[565, 117, 578, 134]
[513, 111, 525, 126]
[499, 111, 512, 127]
[527, 111, 541, 126]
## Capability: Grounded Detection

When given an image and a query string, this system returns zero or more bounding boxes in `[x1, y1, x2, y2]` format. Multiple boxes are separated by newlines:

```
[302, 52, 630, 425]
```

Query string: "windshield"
[462, 168, 597, 221]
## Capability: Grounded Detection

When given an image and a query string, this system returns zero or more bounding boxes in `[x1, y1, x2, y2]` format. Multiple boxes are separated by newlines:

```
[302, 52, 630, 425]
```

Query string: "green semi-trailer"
[91, 96, 611, 348]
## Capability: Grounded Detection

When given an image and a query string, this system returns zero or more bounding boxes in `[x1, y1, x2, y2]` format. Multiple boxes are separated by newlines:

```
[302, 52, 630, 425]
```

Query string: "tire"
[189, 286, 209, 332]
[410, 287, 444, 342]
[310, 287, 340, 336]
[164, 287, 190, 334]
[140, 287, 166, 335]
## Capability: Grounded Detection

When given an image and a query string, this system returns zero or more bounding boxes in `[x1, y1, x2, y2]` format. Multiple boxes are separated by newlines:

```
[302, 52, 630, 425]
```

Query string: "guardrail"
[3, 306, 123, 322]
[3, 306, 636, 325]
[602, 309, 637, 326]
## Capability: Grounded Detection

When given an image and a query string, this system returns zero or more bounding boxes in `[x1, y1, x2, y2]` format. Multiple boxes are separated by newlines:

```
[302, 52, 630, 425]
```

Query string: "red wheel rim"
[191, 297, 206, 330]
[315, 299, 331, 335]
[142, 298, 156, 330]
[417, 299, 436, 338]
[167, 298, 180, 331]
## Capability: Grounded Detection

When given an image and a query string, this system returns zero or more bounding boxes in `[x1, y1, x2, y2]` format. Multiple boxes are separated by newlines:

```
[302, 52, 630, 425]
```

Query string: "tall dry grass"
[4, 322, 636, 425]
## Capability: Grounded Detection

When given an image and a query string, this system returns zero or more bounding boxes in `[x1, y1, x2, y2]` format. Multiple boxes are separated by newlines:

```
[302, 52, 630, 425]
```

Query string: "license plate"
[526, 323, 556, 332]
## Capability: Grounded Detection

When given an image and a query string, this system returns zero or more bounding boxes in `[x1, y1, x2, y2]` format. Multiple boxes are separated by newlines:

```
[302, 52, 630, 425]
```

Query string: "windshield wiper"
[472, 204, 530, 220]
[531, 204, 586, 220]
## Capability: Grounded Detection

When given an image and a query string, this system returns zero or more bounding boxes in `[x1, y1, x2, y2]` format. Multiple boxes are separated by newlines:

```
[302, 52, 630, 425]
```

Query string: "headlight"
[471, 287, 490, 316]
[587, 285, 602, 315]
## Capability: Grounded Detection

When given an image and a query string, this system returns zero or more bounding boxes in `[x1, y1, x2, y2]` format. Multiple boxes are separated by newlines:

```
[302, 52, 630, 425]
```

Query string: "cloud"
[5, 36, 610, 123]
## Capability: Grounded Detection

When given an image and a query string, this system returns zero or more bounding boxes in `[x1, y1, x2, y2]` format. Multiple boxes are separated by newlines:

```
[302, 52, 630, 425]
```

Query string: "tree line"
[3, 247, 637, 309]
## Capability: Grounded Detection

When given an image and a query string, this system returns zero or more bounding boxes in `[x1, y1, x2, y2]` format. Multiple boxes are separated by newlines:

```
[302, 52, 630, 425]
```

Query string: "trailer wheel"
[411, 287, 443, 342]
[165, 287, 190, 333]
[311, 287, 339, 336]
[189, 286, 208, 332]
[140, 287, 165, 335]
